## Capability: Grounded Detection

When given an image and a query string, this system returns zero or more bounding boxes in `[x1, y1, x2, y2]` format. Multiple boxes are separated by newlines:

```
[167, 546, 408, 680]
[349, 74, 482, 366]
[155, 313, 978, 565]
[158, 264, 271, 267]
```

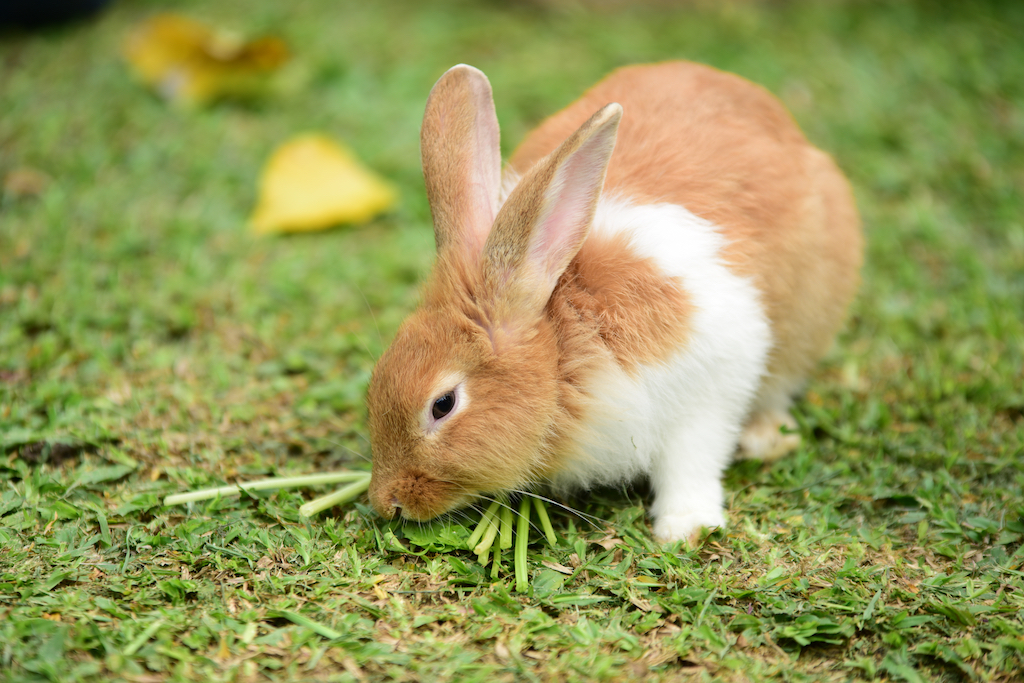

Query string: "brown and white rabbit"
[367, 62, 862, 543]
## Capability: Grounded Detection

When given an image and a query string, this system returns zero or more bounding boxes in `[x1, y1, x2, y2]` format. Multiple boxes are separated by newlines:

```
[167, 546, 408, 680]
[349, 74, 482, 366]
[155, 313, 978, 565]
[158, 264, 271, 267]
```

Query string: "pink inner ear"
[529, 125, 618, 287]
[531, 187, 584, 274]
[463, 75, 502, 261]
[464, 181, 496, 260]
[473, 98, 501, 222]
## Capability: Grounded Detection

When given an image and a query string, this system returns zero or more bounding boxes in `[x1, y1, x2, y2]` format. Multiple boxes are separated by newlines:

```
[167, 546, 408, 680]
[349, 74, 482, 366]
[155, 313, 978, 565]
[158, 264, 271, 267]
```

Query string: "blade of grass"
[164, 471, 370, 506]
[533, 497, 557, 547]
[474, 512, 501, 557]
[515, 496, 531, 593]
[298, 476, 372, 517]
[268, 609, 342, 640]
[491, 545, 501, 579]
[499, 504, 513, 550]
[122, 619, 164, 656]
[467, 500, 500, 550]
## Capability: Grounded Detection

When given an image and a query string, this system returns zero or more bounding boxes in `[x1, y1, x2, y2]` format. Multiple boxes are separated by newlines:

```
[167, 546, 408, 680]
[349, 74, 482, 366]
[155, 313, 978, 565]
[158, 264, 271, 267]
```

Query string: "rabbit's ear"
[421, 65, 502, 264]
[484, 103, 622, 315]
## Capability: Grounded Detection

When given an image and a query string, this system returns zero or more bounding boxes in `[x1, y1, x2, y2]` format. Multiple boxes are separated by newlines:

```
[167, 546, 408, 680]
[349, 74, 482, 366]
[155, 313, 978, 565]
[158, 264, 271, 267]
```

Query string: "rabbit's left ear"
[484, 103, 622, 315]
[421, 65, 502, 265]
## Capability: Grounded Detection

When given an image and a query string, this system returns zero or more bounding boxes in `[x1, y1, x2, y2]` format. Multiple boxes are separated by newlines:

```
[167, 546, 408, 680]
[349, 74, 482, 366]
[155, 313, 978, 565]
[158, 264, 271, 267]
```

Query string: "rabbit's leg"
[647, 416, 736, 545]
[737, 376, 802, 462]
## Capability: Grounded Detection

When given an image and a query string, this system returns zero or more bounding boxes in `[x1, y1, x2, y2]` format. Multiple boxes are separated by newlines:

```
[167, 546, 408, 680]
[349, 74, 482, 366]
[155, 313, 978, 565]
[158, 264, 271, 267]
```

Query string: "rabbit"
[366, 61, 862, 544]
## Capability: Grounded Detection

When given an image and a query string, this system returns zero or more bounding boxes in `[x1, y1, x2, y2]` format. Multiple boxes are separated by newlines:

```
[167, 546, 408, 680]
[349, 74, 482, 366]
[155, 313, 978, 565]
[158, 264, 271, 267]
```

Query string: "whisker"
[510, 489, 609, 530]
[319, 436, 372, 464]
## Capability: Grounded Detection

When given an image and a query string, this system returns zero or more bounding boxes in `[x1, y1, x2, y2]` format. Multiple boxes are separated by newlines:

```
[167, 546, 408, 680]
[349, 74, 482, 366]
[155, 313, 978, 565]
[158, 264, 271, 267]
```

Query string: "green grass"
[2, 0, 1023, 680]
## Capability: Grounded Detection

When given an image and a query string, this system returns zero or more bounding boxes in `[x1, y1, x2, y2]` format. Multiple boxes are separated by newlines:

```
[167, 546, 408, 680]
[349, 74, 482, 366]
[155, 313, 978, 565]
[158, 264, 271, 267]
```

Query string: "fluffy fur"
[548, 198, 770, 489]
[367, 62, 862, 543]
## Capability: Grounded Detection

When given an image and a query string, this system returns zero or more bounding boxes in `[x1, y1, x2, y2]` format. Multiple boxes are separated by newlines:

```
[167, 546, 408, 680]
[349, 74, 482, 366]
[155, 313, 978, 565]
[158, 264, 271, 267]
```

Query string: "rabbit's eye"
[432, 391, 456, 420]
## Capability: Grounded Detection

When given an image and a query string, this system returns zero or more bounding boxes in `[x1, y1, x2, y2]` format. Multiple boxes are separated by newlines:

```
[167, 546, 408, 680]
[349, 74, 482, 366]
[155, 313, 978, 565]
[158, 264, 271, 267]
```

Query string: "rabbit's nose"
[368, 476, 398, 519]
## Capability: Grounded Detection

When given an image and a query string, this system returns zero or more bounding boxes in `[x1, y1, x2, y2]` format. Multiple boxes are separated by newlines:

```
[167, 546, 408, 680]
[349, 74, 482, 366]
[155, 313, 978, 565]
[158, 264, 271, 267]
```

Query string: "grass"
[1, 0, 1023, 680]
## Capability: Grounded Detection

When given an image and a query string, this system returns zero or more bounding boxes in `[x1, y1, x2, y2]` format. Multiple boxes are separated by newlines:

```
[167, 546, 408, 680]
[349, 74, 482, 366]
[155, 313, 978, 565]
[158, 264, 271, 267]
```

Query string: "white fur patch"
[550, 197, 772, 542]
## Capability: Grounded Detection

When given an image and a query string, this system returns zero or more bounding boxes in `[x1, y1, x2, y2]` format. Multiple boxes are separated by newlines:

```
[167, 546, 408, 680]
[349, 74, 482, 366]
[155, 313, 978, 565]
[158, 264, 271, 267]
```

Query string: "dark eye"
[432, 391, 456, 420]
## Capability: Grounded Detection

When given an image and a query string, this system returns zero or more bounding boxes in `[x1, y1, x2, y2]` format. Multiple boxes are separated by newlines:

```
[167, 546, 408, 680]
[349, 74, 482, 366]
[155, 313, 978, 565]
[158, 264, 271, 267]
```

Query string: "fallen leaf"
[123, 13, 289, 107]
[250, 134, 397, 234]
[628, 595, 664, 613]
[541, 560, 573, 575]
[593, 529, 624, 550]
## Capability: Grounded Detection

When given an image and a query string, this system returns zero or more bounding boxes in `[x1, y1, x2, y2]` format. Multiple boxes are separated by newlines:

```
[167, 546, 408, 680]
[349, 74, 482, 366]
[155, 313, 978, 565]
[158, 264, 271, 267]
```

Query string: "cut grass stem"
[468, 500, 500, 552]
[499, 504, 514, 550]
[299, 476, 373, 517]
[164, 471, 370, 506]
[491, 546, 501, 579]
[533, 496, 557, 547]
[474, 515, 501, 560]
[515, 496, 531, 593]
[466, 496, 554, 586]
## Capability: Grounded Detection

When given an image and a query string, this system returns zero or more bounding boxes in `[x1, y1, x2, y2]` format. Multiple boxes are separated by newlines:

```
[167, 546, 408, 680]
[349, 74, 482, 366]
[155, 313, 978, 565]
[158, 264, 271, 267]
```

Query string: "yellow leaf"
[123, 13, 289, 107]
[250, 135, 398, 234]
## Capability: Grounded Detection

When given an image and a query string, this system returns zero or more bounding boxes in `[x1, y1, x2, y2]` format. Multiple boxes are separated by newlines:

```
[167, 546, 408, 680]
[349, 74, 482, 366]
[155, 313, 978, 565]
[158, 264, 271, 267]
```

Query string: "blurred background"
[1, 0, 1021, 472]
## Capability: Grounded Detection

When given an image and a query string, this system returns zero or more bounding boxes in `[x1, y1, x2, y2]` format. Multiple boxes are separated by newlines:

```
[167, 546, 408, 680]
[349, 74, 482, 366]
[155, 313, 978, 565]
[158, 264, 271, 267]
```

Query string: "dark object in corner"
[0, 0, 113, 27]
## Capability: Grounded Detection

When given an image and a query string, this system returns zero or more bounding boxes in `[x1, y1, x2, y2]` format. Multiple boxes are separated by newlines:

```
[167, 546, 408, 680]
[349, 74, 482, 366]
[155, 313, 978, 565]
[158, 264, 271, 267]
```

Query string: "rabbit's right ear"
[420, 65, 502, 264]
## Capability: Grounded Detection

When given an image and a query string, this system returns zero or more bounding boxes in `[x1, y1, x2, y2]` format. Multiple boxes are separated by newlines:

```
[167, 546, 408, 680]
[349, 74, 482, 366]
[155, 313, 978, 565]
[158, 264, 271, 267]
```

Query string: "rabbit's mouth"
[369, 469, 472, 521]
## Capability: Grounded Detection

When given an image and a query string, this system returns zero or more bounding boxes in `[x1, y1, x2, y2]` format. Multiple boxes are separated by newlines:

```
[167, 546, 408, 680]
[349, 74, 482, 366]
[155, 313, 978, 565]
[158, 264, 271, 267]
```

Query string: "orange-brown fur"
[420, 64, 502, 263]
[368, 254, 566, 518]
[557, 231, 693, 371]
[510, 62, 863, 386]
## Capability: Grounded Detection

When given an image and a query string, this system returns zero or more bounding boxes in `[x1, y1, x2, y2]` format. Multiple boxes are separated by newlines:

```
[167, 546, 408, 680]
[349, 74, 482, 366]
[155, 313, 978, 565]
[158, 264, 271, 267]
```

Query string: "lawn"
[1, 0, 1023, 681]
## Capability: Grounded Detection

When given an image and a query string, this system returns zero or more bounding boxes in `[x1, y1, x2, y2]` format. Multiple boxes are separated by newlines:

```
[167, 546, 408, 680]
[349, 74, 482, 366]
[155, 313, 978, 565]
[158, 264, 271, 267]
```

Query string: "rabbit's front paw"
[652, 508, 726, 546]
